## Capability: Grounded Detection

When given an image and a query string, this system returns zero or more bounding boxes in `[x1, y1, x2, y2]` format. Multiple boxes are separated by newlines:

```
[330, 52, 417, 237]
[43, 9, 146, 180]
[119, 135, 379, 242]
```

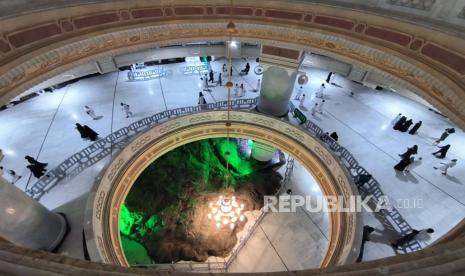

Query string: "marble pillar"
[0, 177, 67, 251]
[257, 65, 298, 117]
[251, 142, 276, 162]
[226, 41, 242, 59]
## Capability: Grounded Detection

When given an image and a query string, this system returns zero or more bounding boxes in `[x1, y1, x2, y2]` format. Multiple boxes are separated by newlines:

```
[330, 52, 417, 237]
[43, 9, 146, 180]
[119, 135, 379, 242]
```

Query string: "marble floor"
[1, 57, 465, 270]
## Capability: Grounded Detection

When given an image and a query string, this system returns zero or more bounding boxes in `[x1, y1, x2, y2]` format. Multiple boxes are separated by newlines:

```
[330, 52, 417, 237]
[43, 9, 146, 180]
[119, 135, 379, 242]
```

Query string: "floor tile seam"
[110, 71, 120, 157]
[25, 85, 71, 190]
[297, 206, 329, 241]
[258, 224, 290, 271]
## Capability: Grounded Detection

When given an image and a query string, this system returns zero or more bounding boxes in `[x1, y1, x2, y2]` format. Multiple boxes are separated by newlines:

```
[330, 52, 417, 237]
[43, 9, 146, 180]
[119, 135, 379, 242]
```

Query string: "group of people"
[0, 150, 22, 185]
[80, 102, 134, 142]
[394, 145, 421, 174]
[391, 113, 458, 175]
[392, 113, 422, 135]
[234, 83, 247, 98]
[25, 155, 48, 179]
[295, 84, 327, 116]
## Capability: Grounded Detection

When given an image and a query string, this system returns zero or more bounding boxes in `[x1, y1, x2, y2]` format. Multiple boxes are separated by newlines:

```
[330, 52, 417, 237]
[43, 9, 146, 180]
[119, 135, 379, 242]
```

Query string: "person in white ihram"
[0, 166, 22, 184]
[234, 83, 240, 98]
[84, 105, 99, 120]
[120, 102, 133, 118]
[318, 99, 325, 114]
[433, 159, 457, 175]
[294, 86, 304, 100]
[311, 103, 318, 116]
[299, 93, 306, 107]
[315, 83, 325, 98]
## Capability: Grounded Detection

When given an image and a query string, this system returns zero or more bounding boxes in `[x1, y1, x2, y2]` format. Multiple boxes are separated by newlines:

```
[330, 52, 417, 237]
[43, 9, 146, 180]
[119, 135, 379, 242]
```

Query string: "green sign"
[293, 108, 307, 125]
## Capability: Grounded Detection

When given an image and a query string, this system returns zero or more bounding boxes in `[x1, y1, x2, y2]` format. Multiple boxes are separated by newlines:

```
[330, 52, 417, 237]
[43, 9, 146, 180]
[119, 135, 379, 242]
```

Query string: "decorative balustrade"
[27, 98, 421, 272]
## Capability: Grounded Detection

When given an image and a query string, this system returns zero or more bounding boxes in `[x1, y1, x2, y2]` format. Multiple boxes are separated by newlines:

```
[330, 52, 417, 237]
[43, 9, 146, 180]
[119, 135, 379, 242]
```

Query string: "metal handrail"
[288, 101, 421, 253]
[26, 98, 258, 199]
[26, 98, 421, 271]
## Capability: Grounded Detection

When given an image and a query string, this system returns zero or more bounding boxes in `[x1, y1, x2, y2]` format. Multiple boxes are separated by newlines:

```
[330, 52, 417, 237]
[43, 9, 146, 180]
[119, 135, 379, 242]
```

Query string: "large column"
[251, 142, 276, 162]
[226, 40, 242, 59]
[95, 56, 118, 74]
[0, 177, 67, 251]
[257, 45, 303, 117]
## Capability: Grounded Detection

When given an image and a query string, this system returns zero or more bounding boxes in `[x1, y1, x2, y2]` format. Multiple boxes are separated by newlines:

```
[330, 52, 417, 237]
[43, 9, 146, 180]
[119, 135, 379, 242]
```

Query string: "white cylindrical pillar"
[0, 177, 68, 251]
[257, 65, 298, 117]
[251, 142, 276, 162]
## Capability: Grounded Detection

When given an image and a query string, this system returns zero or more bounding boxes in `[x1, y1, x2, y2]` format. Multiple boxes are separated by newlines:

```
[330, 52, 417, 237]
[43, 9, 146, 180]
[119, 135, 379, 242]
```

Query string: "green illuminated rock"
[120, 138, 282, 265]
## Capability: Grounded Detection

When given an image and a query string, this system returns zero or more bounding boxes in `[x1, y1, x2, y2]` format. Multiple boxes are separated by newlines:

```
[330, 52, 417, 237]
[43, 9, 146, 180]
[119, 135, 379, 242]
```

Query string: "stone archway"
[86, 111, 360, 269]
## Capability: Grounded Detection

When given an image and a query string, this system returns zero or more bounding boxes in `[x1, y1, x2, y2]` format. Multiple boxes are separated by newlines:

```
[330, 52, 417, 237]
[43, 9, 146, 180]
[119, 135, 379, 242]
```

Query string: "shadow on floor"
[445, 174, 463, 185]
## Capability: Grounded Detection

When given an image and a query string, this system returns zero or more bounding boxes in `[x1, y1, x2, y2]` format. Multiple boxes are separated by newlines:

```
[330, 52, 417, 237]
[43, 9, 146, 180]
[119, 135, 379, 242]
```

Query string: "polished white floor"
[1, 58, 464, 268]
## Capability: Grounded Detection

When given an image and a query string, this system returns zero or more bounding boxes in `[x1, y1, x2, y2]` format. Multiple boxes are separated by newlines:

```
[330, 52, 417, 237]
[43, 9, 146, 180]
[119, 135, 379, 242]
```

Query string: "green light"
[121, 236, 153, 265]
[218, 139, 254, 177]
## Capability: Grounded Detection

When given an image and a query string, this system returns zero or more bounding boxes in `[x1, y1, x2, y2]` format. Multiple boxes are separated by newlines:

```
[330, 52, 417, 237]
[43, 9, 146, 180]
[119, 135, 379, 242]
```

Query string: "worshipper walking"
[299, 94, 306, 107]
[408, 120, 422, 135]
[25, 155, 47, 169]
[222, 64, 227, 73]
[0, 166, 22, 184]
[120, 102, 133, 118]
[318, 99, 325, 114]
[240, 83, 245, 97]
[398, 145, 418, 159]
[27, 164, 46, 179]
[76, 123, 99, 141]
[84, 105, 99, 120]
[432, 144, 451, 159]
[329, 72, 336, 85]
[391, 228, 434, 249]
[209, 69, 214, 83]
[218, 73, 222, 86]
[25, 155, 47, 179]
[198, 92, 207, 105]
[76, 123, 87, 139]
[399, 119, 413, 132]
[84, 125, 99, 141]
[404, 156, 422, 173]
[356, 225, 375, 263]
[330, 131, 339, 141]
[245, 63, 250, 75]
[310, 102, 318, 116]
[394, 156, 414, 173]
[393, 116, 407, 130]
[315, 84, 325, 98]
[234, 83, 239, 97]
[433, 128, 455, 145]
[391, 113, 402, 126]
[326, 72, 333, 84]
[294, 86, 304, 100]
[434, 159, 457, 175]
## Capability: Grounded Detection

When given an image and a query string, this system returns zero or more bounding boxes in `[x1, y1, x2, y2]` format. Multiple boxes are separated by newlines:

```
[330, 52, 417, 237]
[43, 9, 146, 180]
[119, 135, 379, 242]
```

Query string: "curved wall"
[0, 0, 464, 129]
[85, 111, 360, 268]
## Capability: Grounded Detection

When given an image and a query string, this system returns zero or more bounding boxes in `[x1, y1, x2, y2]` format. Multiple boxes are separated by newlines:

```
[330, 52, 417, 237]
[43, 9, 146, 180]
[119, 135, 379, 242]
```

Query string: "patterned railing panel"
[27, 98, 421, 272]
[26, 99, 257, 199]
[289, 101, 421, 253]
